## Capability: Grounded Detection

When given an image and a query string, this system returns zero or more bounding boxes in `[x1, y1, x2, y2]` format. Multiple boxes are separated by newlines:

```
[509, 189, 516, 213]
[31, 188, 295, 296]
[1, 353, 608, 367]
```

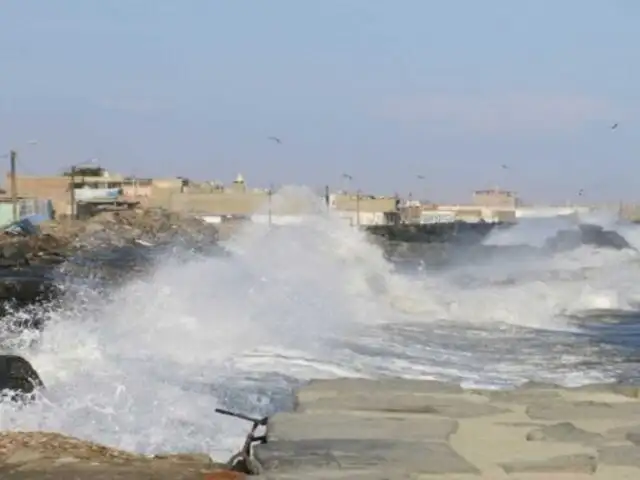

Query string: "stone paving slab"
[297, 379, 507, 418]
[254, 378, 640, 479]
[256, 438, 478, 474]
[268, 411, 458, 442]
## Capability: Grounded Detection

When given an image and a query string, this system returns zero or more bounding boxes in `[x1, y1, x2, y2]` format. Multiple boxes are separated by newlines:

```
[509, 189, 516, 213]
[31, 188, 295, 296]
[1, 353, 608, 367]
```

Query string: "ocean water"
[1, 186, 640, 460]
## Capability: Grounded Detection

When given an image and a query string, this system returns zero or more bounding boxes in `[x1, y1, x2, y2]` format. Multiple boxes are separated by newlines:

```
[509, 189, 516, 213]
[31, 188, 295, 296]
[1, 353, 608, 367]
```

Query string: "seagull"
[611, 123, 618, 130]
[578, 189, 584, 197]
[417, 175, 425, 180]
[501, 164, 509, 169]
[342, 173, 353, 180]
[268, 136, 282, 144]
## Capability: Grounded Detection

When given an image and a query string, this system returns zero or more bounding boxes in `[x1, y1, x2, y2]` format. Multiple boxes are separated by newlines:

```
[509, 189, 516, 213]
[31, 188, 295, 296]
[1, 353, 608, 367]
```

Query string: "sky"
[0, 0, 639, 203]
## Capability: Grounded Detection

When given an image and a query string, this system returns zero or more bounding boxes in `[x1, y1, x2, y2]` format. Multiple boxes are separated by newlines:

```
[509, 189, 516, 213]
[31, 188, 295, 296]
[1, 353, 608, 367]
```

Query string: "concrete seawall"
[253, 378, 640, 479]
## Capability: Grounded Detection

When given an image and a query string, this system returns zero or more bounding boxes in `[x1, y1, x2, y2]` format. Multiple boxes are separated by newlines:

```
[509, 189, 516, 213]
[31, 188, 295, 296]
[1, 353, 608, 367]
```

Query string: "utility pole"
[69, 165, 76, 220]
[356, 189, 361, 226]
[9, 150, 18, 222]
[268, 184, 273, 226]
[324, 185, 330, 210]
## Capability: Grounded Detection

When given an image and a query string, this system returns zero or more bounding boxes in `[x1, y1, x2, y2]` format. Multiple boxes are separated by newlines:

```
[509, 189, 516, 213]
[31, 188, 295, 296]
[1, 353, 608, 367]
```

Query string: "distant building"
[472, 188, 520, 209]
[329, 193, 399, 226]
[6, 164, 152, 214]
[417, 204, 516, 224]
[155, 173, 277, 221]
[121, 177, 154, 200]
[0, 196, 54, 227]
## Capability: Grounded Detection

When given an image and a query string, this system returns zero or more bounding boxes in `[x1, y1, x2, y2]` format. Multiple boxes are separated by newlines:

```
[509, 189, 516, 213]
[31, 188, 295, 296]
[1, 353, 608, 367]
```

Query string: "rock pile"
[0, 233, 70, 268]
[40, 208, 220, 249]
[0, 208, 220, 268]
[0, 208, 220, 312]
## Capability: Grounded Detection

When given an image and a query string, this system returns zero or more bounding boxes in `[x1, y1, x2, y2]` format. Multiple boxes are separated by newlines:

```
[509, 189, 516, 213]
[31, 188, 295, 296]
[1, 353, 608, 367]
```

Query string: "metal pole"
[69, 165, 76, 219]
[356, 189, 360, 226]
[9, 150, 18, 222]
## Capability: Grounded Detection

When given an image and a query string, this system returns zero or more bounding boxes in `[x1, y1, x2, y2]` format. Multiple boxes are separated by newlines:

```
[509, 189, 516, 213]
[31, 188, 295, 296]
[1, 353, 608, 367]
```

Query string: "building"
[472, 188, 520, 209]
[6, 174, 70, 214]
[151, 173, 275, 219]
[0, 196, 54, 227]
[329, 193, 400, 226]
[5, 161, 200, 215]
[417, 204, 516, 224]
[121, 177, 154, 201]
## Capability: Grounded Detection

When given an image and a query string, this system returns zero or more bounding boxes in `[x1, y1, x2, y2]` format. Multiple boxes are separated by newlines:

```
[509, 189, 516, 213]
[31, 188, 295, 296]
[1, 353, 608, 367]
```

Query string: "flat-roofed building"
[473, 188, 519, 209]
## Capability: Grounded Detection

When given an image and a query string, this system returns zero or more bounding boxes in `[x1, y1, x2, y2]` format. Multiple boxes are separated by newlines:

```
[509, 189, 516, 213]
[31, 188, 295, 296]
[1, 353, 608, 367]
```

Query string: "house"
[472, 188, 520, 209]
[0, 196, 54, 227]
[329, 193, 400, 226]
[6, 164, 138, 215]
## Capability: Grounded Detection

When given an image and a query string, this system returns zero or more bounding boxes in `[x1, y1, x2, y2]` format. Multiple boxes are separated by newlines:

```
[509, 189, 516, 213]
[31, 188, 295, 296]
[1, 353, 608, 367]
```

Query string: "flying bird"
[268, 136, 282, 144]
[611, 123, 618, 130]
[342, 173, 353, 180]
[501, 164, 509, 169]
[578, 189, 584, 197]
[417, 175, 425, 180]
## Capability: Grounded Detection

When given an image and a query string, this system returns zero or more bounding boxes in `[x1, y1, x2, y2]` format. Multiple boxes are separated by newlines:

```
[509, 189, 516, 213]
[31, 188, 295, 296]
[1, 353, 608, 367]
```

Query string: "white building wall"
[515, 206, 590, 218]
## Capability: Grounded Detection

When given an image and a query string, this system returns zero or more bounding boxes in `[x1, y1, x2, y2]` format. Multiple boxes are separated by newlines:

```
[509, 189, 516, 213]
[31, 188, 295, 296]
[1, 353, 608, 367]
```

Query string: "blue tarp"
[3, 217, 41, 236]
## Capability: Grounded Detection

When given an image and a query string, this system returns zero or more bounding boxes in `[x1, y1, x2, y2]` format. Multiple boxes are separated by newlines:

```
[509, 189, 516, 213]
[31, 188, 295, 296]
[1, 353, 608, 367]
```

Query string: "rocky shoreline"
[4, 208, 221, 264]
[0, 208, 221, 313]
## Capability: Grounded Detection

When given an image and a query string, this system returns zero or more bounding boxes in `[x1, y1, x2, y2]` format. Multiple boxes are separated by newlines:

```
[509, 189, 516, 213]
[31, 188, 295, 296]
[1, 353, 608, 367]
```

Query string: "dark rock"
[0, 233, 70, 269]
[0, 355, 44, 399]
[1, 244, 28, 262]
[0, 275, 60, 323]
[545, 223, 632, 251]
[365, 222, 506, 245]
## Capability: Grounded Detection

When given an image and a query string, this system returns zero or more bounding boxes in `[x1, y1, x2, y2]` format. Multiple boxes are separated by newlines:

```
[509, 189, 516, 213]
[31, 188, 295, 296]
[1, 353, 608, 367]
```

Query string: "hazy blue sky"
[0, 1, 638, 203]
